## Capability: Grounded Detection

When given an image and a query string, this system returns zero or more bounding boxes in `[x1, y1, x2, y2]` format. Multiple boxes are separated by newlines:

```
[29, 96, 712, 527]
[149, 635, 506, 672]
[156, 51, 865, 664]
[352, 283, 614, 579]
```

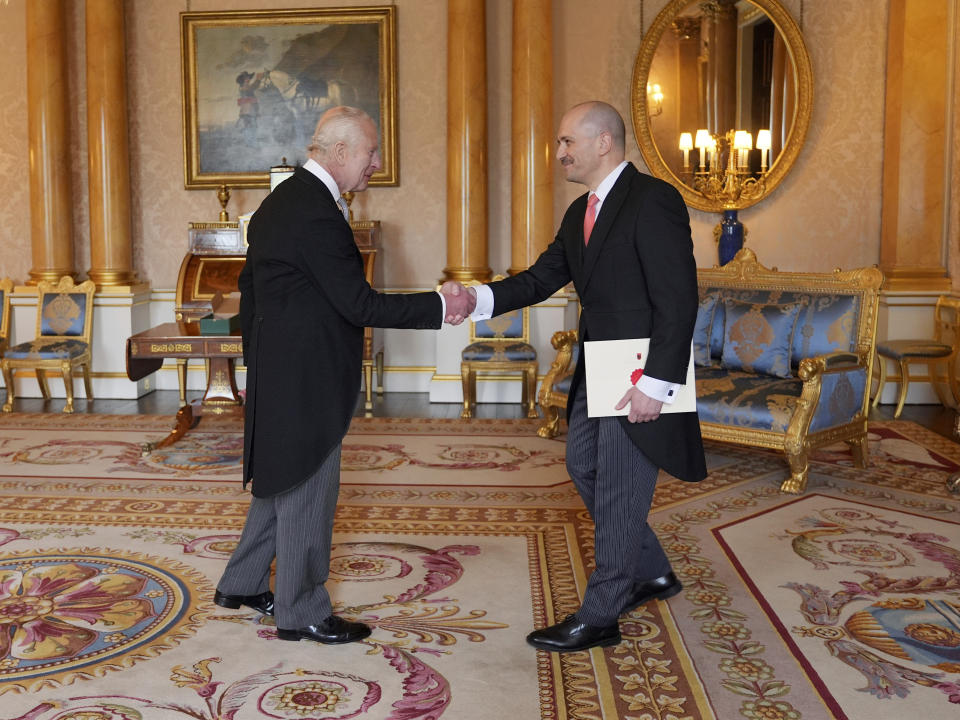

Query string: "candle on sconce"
[733, 131, 752, 169]
[707, 138, 717, 170]
[678, 132, 693, 169]
[756, 129, 772, 171]
[694, 129, 711, 171]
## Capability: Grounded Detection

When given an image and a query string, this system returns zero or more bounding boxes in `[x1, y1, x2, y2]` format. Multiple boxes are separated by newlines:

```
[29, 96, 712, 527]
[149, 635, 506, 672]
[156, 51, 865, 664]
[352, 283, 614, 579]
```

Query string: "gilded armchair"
[1, 277, 96, 413]
[461, 306, 538, 419]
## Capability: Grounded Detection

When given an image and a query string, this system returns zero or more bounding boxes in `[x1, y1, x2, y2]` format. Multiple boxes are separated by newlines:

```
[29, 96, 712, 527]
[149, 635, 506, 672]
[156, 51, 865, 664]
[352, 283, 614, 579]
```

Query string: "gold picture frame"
[180, 6, 398, 189]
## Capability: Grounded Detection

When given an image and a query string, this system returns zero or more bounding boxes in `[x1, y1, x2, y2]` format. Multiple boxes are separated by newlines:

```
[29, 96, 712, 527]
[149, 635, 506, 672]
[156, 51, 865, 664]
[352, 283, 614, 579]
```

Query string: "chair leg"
[82, 363, 94, 402]
[524, 367, 538, 418]
[1, 361, 13, 412]
[894, 358, 911, 419]
[36, 369, 50, 399]
[376, 350, 384, 395]
[61, 363, 75, 413]
[363, 362, 373, 414]
[872, 354, 887, 408]
[460, 365, 474, 419]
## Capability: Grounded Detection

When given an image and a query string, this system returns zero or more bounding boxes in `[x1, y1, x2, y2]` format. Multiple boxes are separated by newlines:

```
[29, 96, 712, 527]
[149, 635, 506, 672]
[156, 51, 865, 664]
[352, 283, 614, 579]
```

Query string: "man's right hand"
[440, 282, 477, 325]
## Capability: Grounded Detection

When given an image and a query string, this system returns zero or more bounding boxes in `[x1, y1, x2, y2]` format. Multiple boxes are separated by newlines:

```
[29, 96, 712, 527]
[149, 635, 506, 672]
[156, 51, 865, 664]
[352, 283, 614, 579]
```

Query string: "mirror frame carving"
[631, 0, 813, 212]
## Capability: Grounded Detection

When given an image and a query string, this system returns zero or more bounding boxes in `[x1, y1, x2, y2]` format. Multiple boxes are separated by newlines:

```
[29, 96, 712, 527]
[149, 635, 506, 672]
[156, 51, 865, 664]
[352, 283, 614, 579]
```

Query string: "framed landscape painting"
[180, 6, 397, 189]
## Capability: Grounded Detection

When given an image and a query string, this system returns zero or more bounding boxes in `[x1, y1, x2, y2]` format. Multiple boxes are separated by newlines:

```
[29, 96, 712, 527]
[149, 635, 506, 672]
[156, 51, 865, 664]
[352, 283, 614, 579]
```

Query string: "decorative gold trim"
[180, 6, 398, 189]
[631, 0, 814, 212]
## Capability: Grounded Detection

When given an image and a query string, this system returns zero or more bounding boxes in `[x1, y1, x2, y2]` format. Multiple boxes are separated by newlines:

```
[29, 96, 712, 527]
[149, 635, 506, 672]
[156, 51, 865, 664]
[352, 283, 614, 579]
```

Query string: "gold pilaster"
[26, 0, 74, 285]
[508, 0, 553, 276]
[86, 0, 137, 288]
[880, 0, 951, 291]
[443, 0, 491, 283]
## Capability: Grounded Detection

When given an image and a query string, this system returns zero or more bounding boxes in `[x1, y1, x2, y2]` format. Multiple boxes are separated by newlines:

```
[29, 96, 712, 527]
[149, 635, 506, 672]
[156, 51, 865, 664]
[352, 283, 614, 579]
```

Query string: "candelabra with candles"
[678, 127, 773, 264]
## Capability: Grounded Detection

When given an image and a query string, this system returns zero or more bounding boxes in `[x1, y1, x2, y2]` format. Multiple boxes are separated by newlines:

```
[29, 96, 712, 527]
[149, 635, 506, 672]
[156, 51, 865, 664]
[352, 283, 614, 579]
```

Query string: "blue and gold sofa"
[537, 249, 884, 494]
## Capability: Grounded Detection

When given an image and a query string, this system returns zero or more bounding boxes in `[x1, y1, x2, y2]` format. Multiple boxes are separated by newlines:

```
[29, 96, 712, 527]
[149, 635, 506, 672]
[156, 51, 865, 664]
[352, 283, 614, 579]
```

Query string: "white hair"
[307, 106, 373, 157]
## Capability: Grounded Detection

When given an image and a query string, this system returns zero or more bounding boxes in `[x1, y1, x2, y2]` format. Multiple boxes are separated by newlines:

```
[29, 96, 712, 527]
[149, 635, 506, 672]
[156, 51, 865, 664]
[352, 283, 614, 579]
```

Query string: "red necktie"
[583, 193, 599, 245]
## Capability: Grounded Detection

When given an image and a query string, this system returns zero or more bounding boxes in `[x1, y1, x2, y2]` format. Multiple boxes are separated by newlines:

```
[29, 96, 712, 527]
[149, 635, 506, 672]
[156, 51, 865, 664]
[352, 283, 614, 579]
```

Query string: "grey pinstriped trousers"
[216, 444, 342, 629]
[565, 383, 672, 626]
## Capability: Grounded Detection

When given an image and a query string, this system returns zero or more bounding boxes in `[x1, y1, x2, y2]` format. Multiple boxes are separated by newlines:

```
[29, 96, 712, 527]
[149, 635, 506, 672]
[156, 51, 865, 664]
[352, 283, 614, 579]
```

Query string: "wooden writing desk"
[126, 321, 243, 451]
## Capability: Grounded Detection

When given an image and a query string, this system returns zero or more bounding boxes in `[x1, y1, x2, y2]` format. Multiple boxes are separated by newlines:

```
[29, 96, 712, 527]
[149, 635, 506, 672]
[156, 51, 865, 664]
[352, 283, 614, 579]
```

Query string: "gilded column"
[508, 0, 553, 275]
[880, 0, 951, 291]
[86, 0, 137, 287]
[26, 0, 74, 284]
[444, 0, 491, 282]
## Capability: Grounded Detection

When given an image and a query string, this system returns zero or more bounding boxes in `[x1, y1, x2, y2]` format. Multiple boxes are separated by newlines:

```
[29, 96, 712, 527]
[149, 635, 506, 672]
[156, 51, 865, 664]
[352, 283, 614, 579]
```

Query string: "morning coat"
[488, 163, 707, 482]
[240, 167, 442, 497]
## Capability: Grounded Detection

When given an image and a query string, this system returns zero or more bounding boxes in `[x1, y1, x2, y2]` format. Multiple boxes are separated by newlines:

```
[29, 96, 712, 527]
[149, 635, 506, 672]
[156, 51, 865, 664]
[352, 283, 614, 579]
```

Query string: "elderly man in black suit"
[214, 106, 475, 645]
[446, 101, 706, 653]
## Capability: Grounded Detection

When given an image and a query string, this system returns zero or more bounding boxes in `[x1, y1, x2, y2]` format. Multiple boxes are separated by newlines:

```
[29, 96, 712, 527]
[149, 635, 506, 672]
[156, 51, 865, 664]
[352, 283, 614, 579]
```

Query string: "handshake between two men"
[439, 281, 478, 326]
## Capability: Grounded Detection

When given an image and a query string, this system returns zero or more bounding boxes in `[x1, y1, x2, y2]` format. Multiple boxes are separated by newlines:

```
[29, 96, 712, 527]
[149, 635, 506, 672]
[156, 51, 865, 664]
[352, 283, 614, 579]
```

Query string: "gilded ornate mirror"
[631, 0, 813, 213]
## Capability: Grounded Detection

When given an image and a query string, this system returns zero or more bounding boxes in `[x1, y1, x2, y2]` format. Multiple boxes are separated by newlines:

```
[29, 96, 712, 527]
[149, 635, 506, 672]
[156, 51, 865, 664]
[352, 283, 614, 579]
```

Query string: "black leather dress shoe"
[277, 615, 372, 645]
[622, 572, 682, 614]
[214, 589, 275, 616]
[526, 614, 621, 653]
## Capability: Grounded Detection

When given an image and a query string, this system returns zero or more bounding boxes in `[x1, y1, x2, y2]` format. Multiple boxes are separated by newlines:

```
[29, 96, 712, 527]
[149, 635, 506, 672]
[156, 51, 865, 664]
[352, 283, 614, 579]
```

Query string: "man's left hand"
[615, 387, 663, 423]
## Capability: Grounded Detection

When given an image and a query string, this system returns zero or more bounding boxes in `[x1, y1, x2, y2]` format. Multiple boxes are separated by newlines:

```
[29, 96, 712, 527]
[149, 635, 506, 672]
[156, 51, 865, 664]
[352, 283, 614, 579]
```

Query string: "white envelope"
[583, 338, 697, 417]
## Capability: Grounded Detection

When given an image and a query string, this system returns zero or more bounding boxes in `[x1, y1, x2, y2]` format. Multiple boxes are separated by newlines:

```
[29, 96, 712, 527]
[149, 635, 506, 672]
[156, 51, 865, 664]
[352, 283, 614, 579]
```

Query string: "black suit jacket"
[240, 167, 442, 497]
[489, 163, 707, 482]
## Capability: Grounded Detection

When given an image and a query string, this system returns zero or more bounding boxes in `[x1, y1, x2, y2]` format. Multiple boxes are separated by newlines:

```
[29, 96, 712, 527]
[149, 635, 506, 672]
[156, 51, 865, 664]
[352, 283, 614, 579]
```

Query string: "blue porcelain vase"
[717, 210, 743, 265]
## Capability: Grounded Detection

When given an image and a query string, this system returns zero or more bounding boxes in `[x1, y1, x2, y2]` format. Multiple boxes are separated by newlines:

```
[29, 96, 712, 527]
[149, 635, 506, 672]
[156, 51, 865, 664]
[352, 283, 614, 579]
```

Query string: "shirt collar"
[593, 161, 629, 203]
[304, 157, 341, 202]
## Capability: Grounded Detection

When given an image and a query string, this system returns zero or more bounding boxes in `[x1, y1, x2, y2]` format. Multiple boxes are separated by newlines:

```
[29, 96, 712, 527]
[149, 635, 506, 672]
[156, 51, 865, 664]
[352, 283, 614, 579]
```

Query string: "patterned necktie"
[337, 196, 350, 222]
[583, 193, 599, 245]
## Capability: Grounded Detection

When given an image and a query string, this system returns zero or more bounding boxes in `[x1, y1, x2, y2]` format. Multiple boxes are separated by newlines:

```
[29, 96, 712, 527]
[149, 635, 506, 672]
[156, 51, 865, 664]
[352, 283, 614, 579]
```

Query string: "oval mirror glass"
[631, 0, 813, 212]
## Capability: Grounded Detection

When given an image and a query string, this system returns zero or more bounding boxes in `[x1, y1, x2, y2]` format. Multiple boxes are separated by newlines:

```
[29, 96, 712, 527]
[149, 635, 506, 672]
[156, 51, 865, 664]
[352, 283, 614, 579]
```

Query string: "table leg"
[142, 403, 196, 455]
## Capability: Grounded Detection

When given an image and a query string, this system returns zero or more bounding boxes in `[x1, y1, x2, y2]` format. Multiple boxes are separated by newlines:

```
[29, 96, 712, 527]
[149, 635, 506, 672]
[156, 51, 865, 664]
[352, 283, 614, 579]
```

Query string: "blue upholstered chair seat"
[553, 374, 572, 394]
[462, 341, 536, 363]
[696, 367, 802, 432]
[4, 338, 89, 360]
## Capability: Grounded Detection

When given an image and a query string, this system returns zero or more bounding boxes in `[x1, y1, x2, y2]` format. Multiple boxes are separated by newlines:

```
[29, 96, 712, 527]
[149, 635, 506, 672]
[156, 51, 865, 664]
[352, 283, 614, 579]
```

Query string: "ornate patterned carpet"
[0, 413, 958, 719]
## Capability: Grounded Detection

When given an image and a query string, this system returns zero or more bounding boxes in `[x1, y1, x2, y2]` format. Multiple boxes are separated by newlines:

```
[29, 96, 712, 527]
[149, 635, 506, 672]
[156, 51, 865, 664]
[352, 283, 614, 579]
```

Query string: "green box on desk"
[199, 313, 241, 335]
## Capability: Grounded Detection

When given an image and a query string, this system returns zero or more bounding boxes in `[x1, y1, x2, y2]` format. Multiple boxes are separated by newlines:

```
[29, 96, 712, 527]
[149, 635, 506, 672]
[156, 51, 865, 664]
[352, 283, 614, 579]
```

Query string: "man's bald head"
[569, 101, 626, 156]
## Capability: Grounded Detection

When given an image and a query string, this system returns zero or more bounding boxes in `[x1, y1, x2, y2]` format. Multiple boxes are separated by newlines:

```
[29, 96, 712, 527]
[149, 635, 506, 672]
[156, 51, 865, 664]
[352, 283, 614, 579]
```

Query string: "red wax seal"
[630, 352, 644, 385]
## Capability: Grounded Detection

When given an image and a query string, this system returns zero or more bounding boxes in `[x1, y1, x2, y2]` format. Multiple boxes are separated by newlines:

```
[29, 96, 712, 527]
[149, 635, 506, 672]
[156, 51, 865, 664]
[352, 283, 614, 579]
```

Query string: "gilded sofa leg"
[1, 361, 13, 412]
[781, 450, 809, 494]
[847, 434, 869, 468]
[525, 366, 538, 418]
[537, 405, 560, 438]
[36, 369, 50, 399]
[61, 363, 75, 414]
[460, 365, 474, 419]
